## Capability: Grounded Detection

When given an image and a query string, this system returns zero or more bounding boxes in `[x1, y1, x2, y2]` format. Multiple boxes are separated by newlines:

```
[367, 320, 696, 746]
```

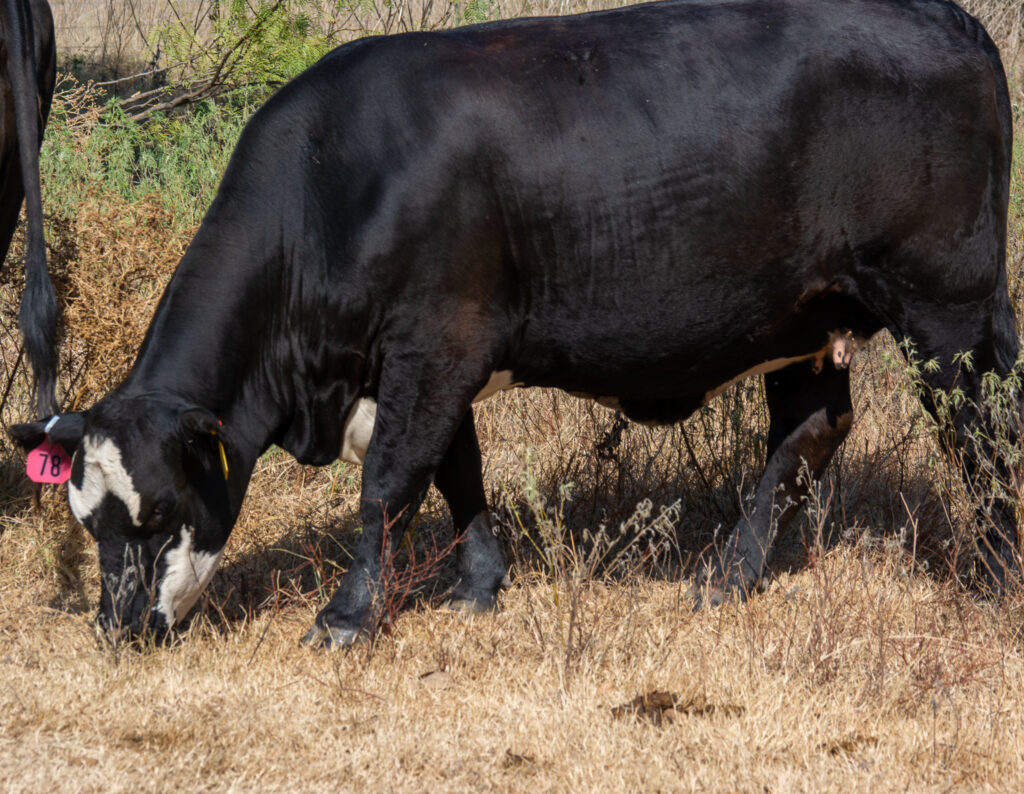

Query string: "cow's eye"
[149, 498, 177, 525]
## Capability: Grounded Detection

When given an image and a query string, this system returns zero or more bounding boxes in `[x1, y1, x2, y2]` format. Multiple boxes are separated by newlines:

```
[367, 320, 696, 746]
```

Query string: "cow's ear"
[8, 413, 86, 451]
[8, 420, 46, 450]
[178, 408, 231, 480]
[178, 408, 222, 439]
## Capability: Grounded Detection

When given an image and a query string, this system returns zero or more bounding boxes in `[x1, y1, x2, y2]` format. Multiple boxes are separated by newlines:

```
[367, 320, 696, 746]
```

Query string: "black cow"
[1, 0, 57, 417]
[12, 0, 1020, 647]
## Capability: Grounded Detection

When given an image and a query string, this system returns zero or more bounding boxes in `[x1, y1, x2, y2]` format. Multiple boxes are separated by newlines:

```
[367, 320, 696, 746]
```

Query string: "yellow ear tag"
[209, 427, 229, 480]
[216, 438, 229, 480]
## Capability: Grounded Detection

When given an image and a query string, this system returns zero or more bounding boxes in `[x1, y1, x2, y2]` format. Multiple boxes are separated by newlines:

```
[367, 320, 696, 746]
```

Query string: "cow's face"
[10, 400, 235, 640]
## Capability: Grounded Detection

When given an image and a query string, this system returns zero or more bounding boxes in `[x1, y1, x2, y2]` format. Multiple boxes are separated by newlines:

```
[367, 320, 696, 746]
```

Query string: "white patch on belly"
[473, 370, 518, 402]
[702, 332, 865, 405]
[702, 355, 812, 404]
[338, 371, 519, 466]
[595, 396, 622, 410]
[340, 398, 377, 464]
[156, 526, 224, 625]
[68, 436, 142, 526]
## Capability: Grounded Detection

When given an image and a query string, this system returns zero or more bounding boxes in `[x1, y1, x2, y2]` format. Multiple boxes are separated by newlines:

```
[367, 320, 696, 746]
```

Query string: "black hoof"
[975, 543, 1022, 600]
[688, 582, 736, 611]
[442, 593, 497, 613]
[688, 570, 766, 610]
[299, 622, 363, 650]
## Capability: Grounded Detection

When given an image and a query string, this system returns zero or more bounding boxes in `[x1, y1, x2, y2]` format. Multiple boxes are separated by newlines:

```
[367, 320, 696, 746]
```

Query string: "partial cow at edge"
[10, 0, 1022, 648]
[1, 0, 58, 417]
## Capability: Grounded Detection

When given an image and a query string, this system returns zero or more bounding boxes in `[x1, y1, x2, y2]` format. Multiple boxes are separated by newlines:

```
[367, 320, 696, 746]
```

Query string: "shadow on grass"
[193, 437, 971, 636]
[198, 502, 462, 633]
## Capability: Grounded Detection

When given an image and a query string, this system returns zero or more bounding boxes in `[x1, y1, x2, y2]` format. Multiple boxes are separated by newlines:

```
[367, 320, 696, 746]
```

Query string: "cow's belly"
[337, 329, 861, 465]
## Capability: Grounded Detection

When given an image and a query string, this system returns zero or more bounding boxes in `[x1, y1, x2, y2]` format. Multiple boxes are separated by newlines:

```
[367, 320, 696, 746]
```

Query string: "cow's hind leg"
[897, 300, 1022, 593]
[694, 362, 853, 607]
[434, 408, 507, 612]
[0, 150, 24, 265]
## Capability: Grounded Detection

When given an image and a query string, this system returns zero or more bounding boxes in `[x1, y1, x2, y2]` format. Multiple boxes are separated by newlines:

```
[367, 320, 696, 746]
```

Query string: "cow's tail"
[4, 0, 57, 417]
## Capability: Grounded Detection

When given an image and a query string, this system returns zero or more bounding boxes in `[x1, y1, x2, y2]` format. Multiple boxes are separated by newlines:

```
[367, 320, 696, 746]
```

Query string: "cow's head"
[10, 399, 236, 640]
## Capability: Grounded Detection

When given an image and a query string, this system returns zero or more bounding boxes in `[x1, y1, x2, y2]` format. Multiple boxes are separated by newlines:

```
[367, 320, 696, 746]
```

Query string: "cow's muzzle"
[95, 558, 170, 645]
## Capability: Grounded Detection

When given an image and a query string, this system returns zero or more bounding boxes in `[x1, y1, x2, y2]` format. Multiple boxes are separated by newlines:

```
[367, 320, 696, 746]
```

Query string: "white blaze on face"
[338, 371, 519, 465]
[68, 436, 142, 526]
[157, 526, 224, 625]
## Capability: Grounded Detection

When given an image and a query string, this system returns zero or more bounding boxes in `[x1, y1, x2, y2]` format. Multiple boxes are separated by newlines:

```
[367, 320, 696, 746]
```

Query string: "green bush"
[159, 0, 336, 97]
[41, 95, 252, 227]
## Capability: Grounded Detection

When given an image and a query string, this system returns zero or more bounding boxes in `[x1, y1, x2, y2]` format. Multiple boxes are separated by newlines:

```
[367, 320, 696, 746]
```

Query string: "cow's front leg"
[301, 350, 495, 649]
[299, 476, 430, 649]
[434, 408, 507, 612]
[693, 361, 852, 607]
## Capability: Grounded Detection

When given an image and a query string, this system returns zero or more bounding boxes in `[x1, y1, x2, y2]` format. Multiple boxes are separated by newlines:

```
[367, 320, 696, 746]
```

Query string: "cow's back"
[174, 0, 1012, 405]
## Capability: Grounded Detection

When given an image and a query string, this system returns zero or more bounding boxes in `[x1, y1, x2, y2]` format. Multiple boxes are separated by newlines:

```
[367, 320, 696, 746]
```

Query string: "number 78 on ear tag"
[27, 440, 72, 484]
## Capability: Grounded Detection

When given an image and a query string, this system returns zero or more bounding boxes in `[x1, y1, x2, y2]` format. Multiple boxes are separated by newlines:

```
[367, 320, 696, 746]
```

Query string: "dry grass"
[0, 0, 1023, 791]
[2, 539, 1024, 791]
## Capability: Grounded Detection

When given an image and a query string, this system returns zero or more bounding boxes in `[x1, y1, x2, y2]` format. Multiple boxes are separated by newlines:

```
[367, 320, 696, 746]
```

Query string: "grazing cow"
[11, 0, 1020, 647]
[1, 0, 57, 417]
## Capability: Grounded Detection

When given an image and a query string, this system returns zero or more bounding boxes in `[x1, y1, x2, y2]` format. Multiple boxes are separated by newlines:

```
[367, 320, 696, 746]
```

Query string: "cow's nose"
[94, 609, 161, 645]
[94, 611, 133, 646]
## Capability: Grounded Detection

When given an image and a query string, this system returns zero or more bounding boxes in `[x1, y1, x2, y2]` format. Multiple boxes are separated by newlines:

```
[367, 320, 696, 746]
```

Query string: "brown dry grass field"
[1, 0, 1024, 791]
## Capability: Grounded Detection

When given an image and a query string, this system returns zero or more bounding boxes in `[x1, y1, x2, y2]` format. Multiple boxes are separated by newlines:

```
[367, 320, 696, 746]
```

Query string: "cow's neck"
[117, 231, 291, 463]
[116, 215, 358, 470]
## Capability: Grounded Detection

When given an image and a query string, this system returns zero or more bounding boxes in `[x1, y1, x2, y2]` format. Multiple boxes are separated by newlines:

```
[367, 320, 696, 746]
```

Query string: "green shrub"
[41, 94, 252, 228]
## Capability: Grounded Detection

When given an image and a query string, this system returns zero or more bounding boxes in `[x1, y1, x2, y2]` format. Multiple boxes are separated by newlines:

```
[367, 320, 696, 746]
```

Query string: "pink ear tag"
[26, 440, 72, 484]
